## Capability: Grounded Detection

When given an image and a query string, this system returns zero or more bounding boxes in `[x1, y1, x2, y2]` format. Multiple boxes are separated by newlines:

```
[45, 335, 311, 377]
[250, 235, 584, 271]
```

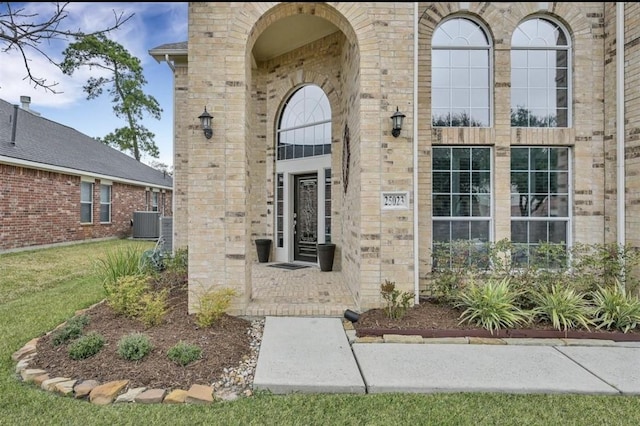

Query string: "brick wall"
[0, 163, 173, 251]
[180, 2, 637, 312]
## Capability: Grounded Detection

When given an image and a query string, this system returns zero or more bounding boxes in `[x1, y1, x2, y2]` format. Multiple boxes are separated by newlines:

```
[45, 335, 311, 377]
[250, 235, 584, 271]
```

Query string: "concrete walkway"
[253, 316, 640, 395]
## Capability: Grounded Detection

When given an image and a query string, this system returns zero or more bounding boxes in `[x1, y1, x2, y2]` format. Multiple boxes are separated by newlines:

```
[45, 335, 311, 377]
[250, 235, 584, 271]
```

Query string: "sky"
[0, 2, 188, 169]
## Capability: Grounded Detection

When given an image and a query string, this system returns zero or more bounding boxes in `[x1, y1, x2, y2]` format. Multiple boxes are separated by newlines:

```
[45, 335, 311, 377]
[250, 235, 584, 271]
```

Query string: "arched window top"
[277, 84, 332, 161]
[432, 17, 489, 47]
[512, 17, 569, 48]
[278, 85, 330, 131]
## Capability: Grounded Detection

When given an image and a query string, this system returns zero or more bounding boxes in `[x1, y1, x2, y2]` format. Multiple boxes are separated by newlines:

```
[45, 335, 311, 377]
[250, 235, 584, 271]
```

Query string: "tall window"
[432, 17, 491, 127]
[150, 192, 159, 212]
[277, 85, 331, 160]
[511, 17, 570, 127]
[80, 181, 93, 224]
[510, 147, 571, 265]
[432, 147, 492, 264]
[100, 184, 111, 223]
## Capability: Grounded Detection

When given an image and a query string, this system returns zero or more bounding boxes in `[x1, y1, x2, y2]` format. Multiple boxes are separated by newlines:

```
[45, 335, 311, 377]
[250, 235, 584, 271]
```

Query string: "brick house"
[0, 96, 173, 252]
[149, 2, 639, 315]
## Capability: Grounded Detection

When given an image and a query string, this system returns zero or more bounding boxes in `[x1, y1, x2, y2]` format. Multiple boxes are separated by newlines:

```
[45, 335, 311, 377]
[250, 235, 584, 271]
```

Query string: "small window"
[151, 192, 159, 212]
[80, 181, 93, 223]
[511, 17, 571, 127]
[100, 184, 111, 223]
[432, 17, 492, 127]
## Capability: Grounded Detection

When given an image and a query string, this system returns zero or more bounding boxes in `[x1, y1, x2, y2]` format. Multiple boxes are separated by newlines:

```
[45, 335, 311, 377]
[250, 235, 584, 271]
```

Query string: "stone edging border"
[342, 321, 640, 347]
[11, 302, 256, 405]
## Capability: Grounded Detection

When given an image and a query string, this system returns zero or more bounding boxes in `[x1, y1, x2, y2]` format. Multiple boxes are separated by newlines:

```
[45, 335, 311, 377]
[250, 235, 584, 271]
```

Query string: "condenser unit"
[132, 211, 160, 239]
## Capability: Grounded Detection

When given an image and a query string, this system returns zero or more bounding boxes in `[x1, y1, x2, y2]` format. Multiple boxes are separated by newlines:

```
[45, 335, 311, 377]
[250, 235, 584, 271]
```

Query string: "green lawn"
[2, 239, 640, 425]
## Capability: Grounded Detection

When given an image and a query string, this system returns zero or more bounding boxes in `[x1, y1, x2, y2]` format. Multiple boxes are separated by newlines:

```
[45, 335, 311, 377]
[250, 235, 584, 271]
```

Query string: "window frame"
[276, 84, 332, 161]
[100, 183, 112, 224]
[431, 146, 493, 266]
[510, 16, 572, 128]
[510, 146, 572, 266]
[80, 180, 94, 224]
[431, 16, 493, 128]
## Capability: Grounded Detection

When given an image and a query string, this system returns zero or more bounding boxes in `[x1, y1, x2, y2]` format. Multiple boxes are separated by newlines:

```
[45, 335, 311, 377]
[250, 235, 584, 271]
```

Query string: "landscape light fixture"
[198, 107, 213, 139]
[390, 106, 405, 138]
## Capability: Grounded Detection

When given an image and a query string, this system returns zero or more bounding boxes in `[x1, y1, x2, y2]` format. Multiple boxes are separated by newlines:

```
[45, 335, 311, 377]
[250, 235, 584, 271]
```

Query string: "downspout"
[616, 3, 625, 251]
[165, 54, 176, 253]
[413, 2, 420, 304]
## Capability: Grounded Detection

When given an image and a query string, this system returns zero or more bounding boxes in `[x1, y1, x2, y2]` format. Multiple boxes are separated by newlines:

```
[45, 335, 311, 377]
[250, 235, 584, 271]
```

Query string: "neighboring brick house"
[0, 96, 173, 252]
[149, 2, 639, 314]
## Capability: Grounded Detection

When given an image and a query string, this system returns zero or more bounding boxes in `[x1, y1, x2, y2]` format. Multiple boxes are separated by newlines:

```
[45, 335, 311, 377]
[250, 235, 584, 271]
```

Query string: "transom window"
[277, 85, 331, 160]
[511, 17, 571, 127]
[432, 17, 491, 127]
[432, 147, 492, 265]
[510, 147, 571, 265]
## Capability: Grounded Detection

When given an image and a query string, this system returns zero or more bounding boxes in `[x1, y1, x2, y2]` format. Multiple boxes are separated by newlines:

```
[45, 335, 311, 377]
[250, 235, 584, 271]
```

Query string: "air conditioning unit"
[132, 211, 160, 239]
[159, 216, 173, 252]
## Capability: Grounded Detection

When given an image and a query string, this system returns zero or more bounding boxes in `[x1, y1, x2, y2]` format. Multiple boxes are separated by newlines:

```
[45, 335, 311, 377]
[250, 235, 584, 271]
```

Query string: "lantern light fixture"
[198, 106, 213, 139]
[390, 106, 405, 138]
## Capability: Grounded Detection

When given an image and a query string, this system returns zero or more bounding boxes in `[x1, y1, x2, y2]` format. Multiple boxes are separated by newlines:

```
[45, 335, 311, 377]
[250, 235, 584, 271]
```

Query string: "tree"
[0, 2, 132, 93]
[61, 33, 162, 161]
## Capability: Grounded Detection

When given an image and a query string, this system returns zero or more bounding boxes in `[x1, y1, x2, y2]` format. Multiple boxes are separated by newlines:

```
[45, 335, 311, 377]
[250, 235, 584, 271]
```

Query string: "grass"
[3, 239, 640, 425]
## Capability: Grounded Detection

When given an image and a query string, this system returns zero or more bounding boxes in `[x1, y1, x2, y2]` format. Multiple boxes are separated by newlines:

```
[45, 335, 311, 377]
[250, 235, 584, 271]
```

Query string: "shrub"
[95, 244, 146, 288]
[51, 314, 89, 346]
[530, 284, 593, 332]
[163, 247, 188, 275]
[167, 341, 202, 366]
[380, 280, 414, 319]
[68, 332, 105, 360]
[591, 283, 640, 333]
[138, 289, 169, 328]
[195, 287, 237, 328]
[117, 333, 153, 361]
[455, 277, 531, 334]
[105, 274, 150, 317]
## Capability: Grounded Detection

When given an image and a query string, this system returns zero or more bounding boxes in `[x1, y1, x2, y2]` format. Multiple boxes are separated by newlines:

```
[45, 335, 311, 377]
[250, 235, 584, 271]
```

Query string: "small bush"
[380, 280, 414, 320]
[195, 287, 237, 327]
[138, 289, 169, 328]
[117, 333, 153, 361]
[163, 247, 188, 275]
[167, 341, 202, 366]
[455, 277, 531, 334]
[530, 284, 593, 332]
[105, 274, 150, 317]
[95, 244, 146, 288]
[51, 314, 89, 346]
[68, 332, 105, 360]
[591, 283, 640, 333]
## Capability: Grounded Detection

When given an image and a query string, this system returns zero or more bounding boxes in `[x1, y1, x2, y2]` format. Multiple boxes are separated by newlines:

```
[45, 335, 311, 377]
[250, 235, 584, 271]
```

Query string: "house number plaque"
[381, 191, 409, 210]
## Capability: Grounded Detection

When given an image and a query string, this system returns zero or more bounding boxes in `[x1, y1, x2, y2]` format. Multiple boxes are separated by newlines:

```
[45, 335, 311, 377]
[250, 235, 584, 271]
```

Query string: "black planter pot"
[317, 243, 336, 272]
[255, 239, 272, 263]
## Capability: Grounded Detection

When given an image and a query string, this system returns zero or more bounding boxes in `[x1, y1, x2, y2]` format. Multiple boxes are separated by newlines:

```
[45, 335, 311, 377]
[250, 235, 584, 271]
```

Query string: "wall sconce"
[390, 106, 405, 138]
[198, 107, 213, 139]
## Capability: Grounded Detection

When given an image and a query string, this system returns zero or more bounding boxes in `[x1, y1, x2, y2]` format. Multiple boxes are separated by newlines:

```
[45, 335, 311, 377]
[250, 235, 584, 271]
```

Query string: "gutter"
[413, 2, 420, 304]
[0, 156, 172, 191]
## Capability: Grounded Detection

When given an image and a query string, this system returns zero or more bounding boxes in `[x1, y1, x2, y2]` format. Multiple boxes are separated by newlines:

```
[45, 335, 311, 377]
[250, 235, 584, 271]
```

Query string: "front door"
[294, 173, 318, 262]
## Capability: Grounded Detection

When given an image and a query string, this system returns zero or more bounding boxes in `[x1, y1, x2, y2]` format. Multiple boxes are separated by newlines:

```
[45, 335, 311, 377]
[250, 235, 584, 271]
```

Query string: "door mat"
[268, 263, 310, 270]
